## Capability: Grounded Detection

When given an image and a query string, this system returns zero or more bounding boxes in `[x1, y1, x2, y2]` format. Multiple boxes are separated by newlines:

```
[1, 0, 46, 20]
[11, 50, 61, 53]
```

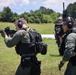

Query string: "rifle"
[63, 2, 68, 20]
[0, 27, 16, 36]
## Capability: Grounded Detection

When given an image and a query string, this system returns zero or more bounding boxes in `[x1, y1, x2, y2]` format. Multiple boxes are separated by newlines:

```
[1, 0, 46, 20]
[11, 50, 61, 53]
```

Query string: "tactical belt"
[21, 53, 36, 57]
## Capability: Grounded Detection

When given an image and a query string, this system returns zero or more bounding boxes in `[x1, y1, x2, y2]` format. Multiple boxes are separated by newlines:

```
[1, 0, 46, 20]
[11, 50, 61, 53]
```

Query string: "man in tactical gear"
[58, 17, 76, 75]
[54, 16, 64, 55]
[1, 18, 41, 75]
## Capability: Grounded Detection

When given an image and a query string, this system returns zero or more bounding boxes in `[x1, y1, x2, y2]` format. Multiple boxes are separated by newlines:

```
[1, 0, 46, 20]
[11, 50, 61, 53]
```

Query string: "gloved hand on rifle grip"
[1, 31, 8, 38]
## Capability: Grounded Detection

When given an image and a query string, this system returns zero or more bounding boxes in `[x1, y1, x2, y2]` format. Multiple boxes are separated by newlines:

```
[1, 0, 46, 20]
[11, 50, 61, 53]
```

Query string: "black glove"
[1, 31, 7, 38]
[58, 61, 64, 71]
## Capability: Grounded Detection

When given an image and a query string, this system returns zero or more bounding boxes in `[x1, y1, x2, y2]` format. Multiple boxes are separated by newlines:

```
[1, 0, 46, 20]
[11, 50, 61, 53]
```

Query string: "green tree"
[11, 12, 19, 22]
[1, 7, 13, 22]
[20, 12, 31, 23]
[0, 5, 61, 23]
[35, 10, 43, 23]
[67, 2, 76, 19]
[39, 6, 54, 14]
[0, 12, 2, 21]
[50, 12, 59, 23]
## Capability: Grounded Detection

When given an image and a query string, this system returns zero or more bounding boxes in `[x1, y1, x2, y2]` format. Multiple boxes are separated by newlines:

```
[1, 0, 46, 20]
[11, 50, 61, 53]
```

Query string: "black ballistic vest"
[59, 31, 71, 56]
[15, 28, 36, 56]
[15, 28, 43, 56]
[15, 42, 36, 56]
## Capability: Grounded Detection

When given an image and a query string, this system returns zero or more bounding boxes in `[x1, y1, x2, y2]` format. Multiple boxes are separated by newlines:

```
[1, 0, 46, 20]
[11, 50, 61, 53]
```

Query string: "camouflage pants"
[64, 62, 76, 75]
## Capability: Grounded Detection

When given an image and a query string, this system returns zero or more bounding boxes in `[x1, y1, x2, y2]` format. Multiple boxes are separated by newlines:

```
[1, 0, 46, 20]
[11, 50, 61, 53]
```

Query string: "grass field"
[0, 22, 54, 34]
[0, 22, 66, 75]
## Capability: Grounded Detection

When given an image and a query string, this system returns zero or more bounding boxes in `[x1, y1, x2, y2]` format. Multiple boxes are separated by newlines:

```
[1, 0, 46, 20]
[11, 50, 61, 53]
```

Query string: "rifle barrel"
[63, 2, 65, 11]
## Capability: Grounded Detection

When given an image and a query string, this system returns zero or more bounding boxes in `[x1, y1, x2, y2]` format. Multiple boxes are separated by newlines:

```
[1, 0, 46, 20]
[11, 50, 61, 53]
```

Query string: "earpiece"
[67, 21, 73, 28]
[66, 17, 74, 29]
[17, 19, 23, 28]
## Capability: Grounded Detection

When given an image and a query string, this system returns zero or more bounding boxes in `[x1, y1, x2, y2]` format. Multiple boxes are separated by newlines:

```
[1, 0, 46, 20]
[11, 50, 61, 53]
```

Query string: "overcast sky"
[0, 0, 76, 14]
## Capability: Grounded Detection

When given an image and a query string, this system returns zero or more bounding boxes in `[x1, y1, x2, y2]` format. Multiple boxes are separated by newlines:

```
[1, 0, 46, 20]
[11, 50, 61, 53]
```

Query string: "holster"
[20, 56, 41, 69]
[30, 59, 41, 75]
[21, 56, 31, 69]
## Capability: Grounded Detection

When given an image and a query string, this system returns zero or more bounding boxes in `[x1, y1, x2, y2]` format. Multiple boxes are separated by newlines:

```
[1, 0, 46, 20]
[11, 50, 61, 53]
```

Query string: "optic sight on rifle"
[0, 27, 16, 37]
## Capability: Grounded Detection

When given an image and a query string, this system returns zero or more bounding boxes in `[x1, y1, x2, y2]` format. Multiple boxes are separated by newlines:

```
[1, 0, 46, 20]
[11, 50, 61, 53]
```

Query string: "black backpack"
[28, 28, 47, 55]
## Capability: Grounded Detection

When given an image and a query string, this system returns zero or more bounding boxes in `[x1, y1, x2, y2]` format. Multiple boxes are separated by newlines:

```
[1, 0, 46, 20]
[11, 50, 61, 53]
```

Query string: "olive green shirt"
[63, 33, 76, 61]
[4, 30, 30, 47]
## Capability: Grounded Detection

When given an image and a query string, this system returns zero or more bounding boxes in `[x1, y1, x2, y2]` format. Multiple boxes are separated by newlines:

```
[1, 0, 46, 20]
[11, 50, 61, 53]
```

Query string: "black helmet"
[63, 17, 75, 29]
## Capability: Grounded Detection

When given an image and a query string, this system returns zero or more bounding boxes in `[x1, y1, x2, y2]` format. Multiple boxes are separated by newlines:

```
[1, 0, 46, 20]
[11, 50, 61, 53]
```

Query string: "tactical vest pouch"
[36, 42, 47, 55]
[27, 28, 47, 55]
